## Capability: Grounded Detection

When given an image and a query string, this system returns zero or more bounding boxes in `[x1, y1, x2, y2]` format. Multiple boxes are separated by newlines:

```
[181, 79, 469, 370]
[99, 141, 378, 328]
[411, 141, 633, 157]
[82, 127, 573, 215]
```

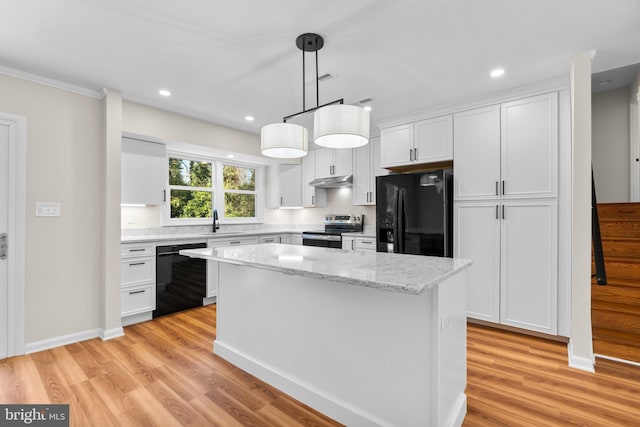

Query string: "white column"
[568, 51, 595, 371]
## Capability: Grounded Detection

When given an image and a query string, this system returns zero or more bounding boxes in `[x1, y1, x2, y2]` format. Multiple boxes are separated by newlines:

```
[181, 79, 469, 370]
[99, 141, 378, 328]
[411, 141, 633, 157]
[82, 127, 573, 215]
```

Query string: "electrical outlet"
[36, 202, 62, 217]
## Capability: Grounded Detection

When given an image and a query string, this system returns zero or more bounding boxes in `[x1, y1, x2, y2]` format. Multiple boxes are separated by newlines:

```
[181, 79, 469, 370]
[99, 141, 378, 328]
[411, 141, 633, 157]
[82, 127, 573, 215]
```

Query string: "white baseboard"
[203, 296, 217, 306]
[25, 328, 102, 354]
[450, 394, 467, 427]
[214, 340, 391, 427]
[567, 340, 595, 372]
[596, 353, 640, 367]
[122, 311, 152, 326]
[101, 327, 124, 341]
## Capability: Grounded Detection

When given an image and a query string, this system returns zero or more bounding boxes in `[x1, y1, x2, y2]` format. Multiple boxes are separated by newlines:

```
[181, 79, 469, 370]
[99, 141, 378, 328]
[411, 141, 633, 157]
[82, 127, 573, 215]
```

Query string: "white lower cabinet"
[455, 200, 558, 334]
[343, 236, 376, 251]
[290, 233, 303, 245]
[207, 236, 259, 299]
[259, 234, 291, 244]
[120, 243, 156, 326]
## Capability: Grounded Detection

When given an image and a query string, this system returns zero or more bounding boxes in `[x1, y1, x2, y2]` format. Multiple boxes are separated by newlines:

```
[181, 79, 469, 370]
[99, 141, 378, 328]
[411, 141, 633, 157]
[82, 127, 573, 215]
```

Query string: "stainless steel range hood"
[308, 175, 353, 188]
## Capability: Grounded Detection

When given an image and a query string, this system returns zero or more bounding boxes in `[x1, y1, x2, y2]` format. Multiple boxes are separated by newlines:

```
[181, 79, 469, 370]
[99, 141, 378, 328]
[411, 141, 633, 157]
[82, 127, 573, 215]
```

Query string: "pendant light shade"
[261, 123, 308, 159]
[314, 104, 370, 149]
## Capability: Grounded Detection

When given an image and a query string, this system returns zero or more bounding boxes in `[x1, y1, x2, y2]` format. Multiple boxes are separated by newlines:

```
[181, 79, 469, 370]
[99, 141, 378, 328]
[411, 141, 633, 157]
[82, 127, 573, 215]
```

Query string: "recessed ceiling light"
[364, 105, 372, 112]
[490, 68, 505, 78]
[159, 89, 171, 97]
[245, 116, 255, 122]
[227, 154, 235, 159]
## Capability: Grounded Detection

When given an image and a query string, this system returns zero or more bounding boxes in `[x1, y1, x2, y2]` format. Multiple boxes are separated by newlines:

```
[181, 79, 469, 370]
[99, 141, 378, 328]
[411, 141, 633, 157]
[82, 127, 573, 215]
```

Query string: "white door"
[380, 124, 414, 167]
[352, 144, 370, 205]
[279, 164, 302, 207]
[501, 93, 558, 199]
[414, 115, 453, 163]
[500, 200, 558, 334]
[453, 105, 501, 200]
[332, 148, 352, 176]
[314, 148, 333, 178]
[302, 151, 316, 207]
[0, 124, 9, 359]
[454, 201, 501, 323]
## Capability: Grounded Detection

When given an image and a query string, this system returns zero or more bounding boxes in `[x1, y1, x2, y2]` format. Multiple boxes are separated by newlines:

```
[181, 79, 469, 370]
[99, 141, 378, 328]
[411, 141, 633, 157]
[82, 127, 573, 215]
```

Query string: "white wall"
[592, 87, 630, 202]
[0, 73, 104, 344]
[121, 102, 376, 229]
[264, 188, 376, 227]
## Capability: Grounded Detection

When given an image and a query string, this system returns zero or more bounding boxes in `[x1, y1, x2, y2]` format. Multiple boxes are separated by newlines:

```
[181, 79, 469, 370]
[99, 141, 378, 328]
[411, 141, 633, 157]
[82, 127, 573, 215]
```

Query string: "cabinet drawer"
[121, 243, 155, 258]
[121, 258, 155, 286]
[121, 284, 155, 317]
[208, 236, 259, 248]
[355, 237, 376, 250]
[260, 235, 281, 244]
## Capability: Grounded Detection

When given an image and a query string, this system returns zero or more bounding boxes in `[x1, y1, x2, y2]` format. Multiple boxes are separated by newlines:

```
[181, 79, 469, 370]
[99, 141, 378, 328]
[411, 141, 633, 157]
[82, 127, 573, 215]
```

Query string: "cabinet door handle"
[495, 181, 499, 196]
[360, 240, 373, 245]
[230, 241, 241, 245]
[312, 195, 315, 205]
[496, 205, 499, 220]
[502, 180, 505, 195]
[128, 248, 145, 252]
[502, 205, 505, 219]
[280, 196, 283, 206]
[163, 189, 166, 202]
[129, 290, 145, 295]
[128, 262, 145, 266]
[409, 148, 413, 161]
[414, 148, 418, 160]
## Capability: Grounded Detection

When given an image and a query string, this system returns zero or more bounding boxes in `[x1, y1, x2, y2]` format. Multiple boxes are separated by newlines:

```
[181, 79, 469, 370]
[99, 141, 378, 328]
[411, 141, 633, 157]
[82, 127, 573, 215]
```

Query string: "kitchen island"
[181, 243, 471, 427]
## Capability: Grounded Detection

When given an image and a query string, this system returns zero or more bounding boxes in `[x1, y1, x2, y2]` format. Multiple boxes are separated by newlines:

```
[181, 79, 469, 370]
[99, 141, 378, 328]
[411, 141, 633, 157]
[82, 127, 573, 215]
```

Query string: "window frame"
[216, 160, 264, 224]
[162, 151, 264, 226]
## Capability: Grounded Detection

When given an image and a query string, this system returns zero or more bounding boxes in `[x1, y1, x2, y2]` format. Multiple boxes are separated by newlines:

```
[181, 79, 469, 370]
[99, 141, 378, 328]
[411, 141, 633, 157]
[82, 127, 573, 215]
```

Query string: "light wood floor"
[1, 305, 639, 426]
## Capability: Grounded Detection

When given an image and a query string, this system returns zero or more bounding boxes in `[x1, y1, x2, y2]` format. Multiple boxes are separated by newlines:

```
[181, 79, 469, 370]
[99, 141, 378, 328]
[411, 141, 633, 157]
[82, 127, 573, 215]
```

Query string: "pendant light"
[314, 104, 370, 149]
[261, 33, 369, 158]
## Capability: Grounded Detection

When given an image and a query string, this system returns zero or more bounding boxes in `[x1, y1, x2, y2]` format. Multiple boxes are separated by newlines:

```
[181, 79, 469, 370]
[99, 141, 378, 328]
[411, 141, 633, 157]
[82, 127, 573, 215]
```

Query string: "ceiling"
[2, 0, 640, 136]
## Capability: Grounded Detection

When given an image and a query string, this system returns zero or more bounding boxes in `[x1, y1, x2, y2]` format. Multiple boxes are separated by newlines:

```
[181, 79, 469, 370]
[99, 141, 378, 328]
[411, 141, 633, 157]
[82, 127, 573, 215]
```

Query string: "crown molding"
[376, 75, 570, 129]
[0, 65, 103, 99]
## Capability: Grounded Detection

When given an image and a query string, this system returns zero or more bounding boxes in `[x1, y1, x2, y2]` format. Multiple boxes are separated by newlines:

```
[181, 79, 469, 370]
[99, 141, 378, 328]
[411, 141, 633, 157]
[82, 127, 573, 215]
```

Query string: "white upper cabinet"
[301, 151, 327, 207]
[453, 105, 501, 200]
[380, 124, 413, 168]
[380, 115, 453, 168]
[454, 92, 558, 201]
[266, 164, 302, 208]
[414, 115, 453, 163]
[501, 93, 558, 199]
[121, 137, 166, 205]
[353, 137, 382, 206]
[279, 164, 302, 207]
[315, 147, 353, 178]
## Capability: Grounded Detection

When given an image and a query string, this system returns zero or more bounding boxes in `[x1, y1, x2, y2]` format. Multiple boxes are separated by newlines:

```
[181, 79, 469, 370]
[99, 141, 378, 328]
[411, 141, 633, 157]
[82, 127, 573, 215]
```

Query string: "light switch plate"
[36, 202, 62, 217]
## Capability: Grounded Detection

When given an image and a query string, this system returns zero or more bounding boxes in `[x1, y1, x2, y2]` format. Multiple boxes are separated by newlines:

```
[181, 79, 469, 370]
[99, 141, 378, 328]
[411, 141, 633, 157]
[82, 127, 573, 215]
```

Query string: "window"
[223, 164, 257, 219]
[163, 152, 263, 225]
[168, 157, 213, 220]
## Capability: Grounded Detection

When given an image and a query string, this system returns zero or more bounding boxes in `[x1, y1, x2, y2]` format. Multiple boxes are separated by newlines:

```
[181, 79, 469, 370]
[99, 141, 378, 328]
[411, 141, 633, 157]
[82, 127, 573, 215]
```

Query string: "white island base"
[214, 262, 468, 427]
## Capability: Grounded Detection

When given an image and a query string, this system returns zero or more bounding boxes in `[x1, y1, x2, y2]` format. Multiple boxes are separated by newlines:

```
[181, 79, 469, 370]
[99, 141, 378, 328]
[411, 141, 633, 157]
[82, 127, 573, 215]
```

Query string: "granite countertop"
[121, 229, 311, 244]
[180, 243, 472, 295]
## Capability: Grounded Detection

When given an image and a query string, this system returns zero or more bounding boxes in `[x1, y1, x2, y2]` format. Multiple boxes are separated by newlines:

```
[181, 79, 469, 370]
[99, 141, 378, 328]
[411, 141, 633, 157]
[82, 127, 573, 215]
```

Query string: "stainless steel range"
[302, 214, 364, 248]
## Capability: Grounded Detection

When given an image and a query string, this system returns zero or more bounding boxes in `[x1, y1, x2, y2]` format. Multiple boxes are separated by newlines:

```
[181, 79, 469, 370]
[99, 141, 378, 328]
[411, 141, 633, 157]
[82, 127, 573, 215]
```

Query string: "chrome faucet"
[212, 209, 219, 233]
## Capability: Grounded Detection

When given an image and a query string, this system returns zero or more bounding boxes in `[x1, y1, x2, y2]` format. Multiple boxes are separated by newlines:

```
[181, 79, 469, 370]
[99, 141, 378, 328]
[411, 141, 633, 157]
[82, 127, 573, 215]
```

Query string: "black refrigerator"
[376, 169, 453, 257]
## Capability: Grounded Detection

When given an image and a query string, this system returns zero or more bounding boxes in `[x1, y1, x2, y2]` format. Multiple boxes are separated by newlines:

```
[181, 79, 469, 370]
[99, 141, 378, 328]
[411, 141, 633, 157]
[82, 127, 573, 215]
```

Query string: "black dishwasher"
[154, 242, 207, 318]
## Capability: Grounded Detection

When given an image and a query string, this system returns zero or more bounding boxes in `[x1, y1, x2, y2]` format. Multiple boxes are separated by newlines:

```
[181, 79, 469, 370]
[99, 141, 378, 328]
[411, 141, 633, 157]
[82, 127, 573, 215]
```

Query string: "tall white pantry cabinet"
[454, 92, 561, 335]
